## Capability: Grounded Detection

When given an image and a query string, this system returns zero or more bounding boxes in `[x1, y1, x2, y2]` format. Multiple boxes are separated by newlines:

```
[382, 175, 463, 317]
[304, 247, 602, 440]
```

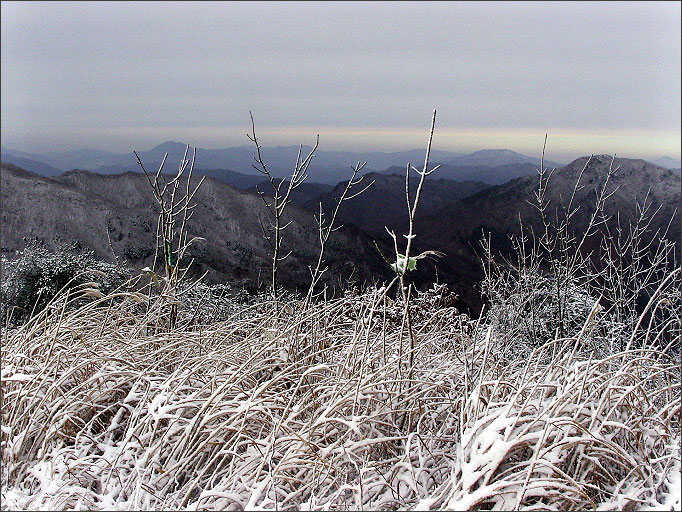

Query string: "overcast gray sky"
[1, 1, 680, 162]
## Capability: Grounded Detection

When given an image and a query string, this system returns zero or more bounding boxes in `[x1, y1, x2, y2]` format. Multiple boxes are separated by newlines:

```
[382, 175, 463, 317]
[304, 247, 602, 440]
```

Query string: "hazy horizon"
[1, 1, 680, 164]
[4, 137, 682, 169]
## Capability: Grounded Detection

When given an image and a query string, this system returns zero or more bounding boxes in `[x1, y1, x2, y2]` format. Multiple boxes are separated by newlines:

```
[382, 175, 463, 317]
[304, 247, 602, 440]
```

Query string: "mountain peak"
[449, 149, 562, 170]
[149, 141, 189, 151]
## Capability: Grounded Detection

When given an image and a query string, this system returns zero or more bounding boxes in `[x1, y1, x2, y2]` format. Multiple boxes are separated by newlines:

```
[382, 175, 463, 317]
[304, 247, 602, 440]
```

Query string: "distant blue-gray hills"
[4, 142, 679, 190]
[2, 143, 568, 185]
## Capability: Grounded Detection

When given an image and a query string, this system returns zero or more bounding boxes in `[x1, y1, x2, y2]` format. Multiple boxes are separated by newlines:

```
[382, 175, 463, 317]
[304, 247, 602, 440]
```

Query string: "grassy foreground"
[1, 280, 680, 510]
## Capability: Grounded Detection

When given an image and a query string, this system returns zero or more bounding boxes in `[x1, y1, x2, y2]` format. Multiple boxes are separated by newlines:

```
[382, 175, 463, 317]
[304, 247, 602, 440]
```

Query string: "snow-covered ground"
[2, 284, 680, 510]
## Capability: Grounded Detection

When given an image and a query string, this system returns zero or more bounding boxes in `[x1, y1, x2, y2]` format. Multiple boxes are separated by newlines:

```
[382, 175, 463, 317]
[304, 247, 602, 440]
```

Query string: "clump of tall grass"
[1, 273, 679, 510]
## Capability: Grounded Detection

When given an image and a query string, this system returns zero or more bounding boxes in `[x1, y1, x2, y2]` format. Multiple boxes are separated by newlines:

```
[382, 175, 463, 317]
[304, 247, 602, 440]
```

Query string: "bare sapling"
[134, 145, 205, 328]
[385, 109, 444, 376]
[304, 162, 374, 308]
[248, 112, 319, 299]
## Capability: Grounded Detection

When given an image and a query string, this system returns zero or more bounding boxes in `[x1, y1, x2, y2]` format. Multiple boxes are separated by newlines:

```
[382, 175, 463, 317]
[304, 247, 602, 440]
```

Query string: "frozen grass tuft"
[1, 278, 679, 510]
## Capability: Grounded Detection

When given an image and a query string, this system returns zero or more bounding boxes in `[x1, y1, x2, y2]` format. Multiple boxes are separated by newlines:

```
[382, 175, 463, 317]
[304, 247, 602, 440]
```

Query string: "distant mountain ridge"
[2, 143, 565, 185]
[1, 147, 123, 170]
[1, 152, 64, 177]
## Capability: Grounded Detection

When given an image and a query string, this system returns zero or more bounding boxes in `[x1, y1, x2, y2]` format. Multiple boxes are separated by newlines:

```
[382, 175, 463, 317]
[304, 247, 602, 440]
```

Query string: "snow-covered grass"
[1, 277, 679, 510]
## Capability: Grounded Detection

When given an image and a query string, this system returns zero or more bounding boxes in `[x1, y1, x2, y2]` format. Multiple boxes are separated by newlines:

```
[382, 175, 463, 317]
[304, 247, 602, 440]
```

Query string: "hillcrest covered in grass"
[1, 275, 679, 510]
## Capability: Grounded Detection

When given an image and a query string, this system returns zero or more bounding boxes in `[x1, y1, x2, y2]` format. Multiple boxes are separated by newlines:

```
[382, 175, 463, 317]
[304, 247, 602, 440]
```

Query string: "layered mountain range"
[2, 143, 566, 185]
[2, 153, 679, 313]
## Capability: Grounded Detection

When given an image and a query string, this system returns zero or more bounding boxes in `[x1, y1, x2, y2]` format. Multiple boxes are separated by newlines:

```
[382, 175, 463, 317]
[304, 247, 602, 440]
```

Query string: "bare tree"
[135, 145, 205, 328]
[385, 109, 444, 375]
[304, 162, 374, 308]
[248, 112, 319, 299]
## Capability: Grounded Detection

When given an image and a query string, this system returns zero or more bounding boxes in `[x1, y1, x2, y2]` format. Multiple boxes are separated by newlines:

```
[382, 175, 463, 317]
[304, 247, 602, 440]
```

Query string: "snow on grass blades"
[1, 279, 679, 510]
